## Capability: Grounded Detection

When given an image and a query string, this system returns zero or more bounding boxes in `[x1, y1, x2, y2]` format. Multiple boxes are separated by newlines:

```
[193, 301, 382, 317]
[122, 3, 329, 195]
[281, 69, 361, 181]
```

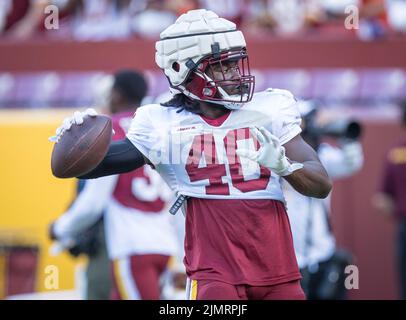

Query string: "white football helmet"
[155, 9, 255, 110]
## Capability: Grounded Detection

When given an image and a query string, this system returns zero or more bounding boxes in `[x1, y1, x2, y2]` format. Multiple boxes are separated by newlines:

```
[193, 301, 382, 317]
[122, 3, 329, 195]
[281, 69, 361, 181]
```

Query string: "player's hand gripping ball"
[50, 108, 113, 178]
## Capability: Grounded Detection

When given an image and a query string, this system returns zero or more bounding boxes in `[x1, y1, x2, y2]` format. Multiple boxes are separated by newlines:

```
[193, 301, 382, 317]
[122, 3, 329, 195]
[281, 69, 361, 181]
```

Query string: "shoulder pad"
[265, 88, 296, 101]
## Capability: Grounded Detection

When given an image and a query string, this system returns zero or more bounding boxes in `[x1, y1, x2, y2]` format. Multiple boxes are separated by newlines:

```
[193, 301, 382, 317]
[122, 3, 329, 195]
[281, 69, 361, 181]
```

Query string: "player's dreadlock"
[161, 93, 203, 114]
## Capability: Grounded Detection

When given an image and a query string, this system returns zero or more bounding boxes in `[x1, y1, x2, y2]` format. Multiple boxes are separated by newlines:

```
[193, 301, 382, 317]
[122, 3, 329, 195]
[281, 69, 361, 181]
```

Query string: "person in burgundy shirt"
[375, 104, 406, 299]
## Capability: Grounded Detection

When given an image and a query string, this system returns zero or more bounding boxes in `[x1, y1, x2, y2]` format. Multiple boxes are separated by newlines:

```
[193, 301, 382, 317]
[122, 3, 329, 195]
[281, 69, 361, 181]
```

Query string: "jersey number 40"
[186, 128, 271, 195]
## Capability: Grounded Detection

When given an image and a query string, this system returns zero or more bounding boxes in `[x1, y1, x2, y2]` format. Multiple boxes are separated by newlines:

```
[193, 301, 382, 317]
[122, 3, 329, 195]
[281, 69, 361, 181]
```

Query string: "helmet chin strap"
[170, 71, 246, 110]
[215, 86, 246, 110]
[172, 85, 201, 102]
[179, 85, 245, 110]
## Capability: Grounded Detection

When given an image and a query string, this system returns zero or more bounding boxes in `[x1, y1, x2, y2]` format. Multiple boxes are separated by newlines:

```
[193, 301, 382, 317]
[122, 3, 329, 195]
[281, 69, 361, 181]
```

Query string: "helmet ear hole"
[202, 87, 216, 97]
[172, 62, 180, 72]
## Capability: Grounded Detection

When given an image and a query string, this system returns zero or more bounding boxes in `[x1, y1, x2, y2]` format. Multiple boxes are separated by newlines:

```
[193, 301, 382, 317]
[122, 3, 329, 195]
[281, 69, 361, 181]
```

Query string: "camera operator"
[283, 100, 364, 300]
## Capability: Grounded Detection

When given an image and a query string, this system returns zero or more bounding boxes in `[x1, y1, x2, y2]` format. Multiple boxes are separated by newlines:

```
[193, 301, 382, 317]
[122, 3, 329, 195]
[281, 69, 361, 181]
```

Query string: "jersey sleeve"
[268, 89, 302, 145]
[54, 176, 118, 239]
[126, 104, 164, 165]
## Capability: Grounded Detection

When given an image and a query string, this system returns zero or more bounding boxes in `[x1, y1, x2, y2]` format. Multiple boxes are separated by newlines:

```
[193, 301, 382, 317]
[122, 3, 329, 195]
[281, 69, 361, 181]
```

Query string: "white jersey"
[127, 88, 302, 202]
[105, 165, 179, 259]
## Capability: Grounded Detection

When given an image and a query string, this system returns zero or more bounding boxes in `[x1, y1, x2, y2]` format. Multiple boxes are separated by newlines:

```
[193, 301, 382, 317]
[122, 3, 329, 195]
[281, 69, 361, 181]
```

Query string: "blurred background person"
[49, 70, 181, 300]
[198, 0, 248, 27]
[50, 179, 112, 300]
[374, 103, 406, 300]
[357, 0, 387, 40]
[284, 100, 364, 299]
[0, 0, 12, 33]
[243, 0, 309, 36]
[385, 0, 406, 34]
[39, 0, 197, 40]
[51, 0, 134, 41]
[131, 0, 199, 38]
[0, 0, 48, 39]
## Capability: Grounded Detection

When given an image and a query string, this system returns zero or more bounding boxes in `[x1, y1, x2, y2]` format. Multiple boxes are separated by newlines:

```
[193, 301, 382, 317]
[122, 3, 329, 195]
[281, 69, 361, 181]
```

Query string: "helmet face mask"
[188, 49, 255, 106]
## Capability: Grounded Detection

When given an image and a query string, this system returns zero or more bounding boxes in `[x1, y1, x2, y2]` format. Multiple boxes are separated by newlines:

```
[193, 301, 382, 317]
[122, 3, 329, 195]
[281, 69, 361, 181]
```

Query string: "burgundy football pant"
[111, 254, 170, 300]
[187, 279, 306, 300]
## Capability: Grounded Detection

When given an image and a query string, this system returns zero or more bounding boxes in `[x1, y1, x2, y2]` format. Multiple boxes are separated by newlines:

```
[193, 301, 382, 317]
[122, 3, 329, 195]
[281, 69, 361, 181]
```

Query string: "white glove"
[236, 127, 304, 176]
[49, 238, 76, 257]
[342, 141, 364, 172]
[48, 108, 98, 143]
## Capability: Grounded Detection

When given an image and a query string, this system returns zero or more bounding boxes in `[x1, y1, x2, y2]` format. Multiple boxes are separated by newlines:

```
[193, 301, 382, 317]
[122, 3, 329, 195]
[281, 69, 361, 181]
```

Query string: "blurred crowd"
[0, 0, 406, 41]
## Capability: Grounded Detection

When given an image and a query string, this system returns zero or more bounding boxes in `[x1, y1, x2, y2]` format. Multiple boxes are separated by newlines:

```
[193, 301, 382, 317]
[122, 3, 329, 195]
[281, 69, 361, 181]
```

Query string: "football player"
[51, 9, 332, 300]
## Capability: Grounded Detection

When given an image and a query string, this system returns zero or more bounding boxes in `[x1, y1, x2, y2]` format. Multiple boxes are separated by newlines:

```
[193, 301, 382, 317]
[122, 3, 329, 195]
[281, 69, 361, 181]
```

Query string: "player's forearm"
[283, 160, 332, 198]
[79, 138, 146, 179]
[54, 205, 103, 239]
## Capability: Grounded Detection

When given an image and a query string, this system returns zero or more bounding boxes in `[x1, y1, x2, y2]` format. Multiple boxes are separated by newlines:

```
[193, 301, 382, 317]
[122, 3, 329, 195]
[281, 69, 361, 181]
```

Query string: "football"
[51, 115, 112, 178]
